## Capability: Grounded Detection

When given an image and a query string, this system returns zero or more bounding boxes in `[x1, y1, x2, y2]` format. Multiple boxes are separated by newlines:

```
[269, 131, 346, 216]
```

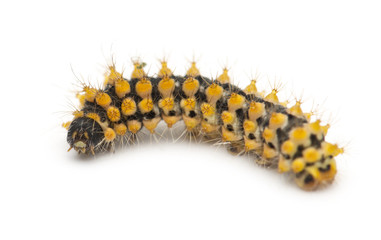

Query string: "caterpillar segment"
[66, 60, 343, 190]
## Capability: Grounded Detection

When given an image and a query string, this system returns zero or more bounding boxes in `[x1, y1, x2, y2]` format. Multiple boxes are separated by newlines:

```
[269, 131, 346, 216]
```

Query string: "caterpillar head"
[67, 117, 104, 154]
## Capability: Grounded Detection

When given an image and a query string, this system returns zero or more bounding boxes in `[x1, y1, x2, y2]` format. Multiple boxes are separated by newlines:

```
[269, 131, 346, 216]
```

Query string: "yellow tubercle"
[104, 65, 122, 86]
[201, 121, 219, 133]
[244, 138, 262, 152]
[158, 76, 175, 98]
[159, 97, 175, 111]
[104, 128, 116, 142]
[86, 112, 100, 122]
[322, 142, 344, 157]
[248, 101, 265, 121]
[262, 127, 275, 142]
[278, 155, 291, 173]
[186, 61, 200, 77]
[73, 110, 84, 118]
[72, 111, 84, 118]
[221, 111, 235, 125]
[222, 127, 242, 142]
[228, 93, 245, 111]
[180, 97, 196, 111]
[183, 115, 201, 131]
[281, 140, 296, 156]
[158, 61, 172, 78]
[264, 89, 279, 103]
[136, 77, 152, 98]
[289, 101, 304, 117]
[162, 115, 181, 128]
[262, 144, 278, 159]
[269, 112, 287, 129]
[115, 78, 130, 98]
[62, 121, 71, 130]
[138, 98, 154, 114]
[182, 77, 200, 97]
[205, 83, 223, 104]
[243, 120, 257, 133]
[290, 127, 310, 145]
[83, 86, 97, 102]
[244, 80, 258, 94]
[131, 61, 146, 79]
[143, 117, 161, 134]
[291, 158, 305, 173]
[76, 93, 86, 107]
[114, 123, 127, 136]
[127, 120, 142, 134]
[322, 124, 330, 136]
[217, 68, 230, 84]
[121, 98, 137, 116]
[201, 103, 215, 117]
[107, 106, 121, 122]
[95, 92, 112, 108]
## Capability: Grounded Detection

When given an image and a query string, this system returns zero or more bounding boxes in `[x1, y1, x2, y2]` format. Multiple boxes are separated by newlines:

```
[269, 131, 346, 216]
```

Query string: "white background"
[1, 0, 380, 239]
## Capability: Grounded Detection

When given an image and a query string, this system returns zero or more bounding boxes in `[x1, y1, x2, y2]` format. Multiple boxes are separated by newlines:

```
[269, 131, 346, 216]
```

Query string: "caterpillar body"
[64, 59, 343, 191]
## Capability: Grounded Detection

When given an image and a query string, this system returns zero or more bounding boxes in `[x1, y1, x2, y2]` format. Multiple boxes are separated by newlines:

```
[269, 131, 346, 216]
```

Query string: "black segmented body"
[65, 62, 341, 190]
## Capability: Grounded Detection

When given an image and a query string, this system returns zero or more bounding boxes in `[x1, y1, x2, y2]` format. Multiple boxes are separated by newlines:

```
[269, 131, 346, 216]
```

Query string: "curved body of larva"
[64, 60, 343, 190]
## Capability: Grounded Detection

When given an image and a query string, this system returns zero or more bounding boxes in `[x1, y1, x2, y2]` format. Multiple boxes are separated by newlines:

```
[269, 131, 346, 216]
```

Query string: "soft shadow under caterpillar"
[63, 59, 344, 191]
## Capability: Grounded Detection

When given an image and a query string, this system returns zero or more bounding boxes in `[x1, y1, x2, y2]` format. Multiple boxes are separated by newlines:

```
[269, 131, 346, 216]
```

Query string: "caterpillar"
[63, 58, 344, 191]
